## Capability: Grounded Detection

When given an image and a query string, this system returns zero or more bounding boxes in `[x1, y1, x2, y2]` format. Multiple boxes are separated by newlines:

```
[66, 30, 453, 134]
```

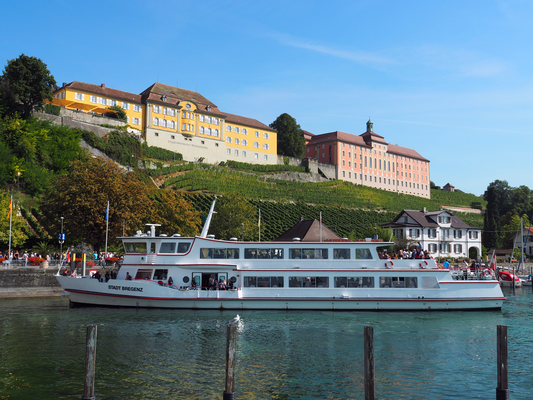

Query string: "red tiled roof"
[222, 111, 275, 131]
[307, 131, 369, 147]
[56, 81, 142, 103]
[140, 82, 220, 112]
[387, 144, 428, 162]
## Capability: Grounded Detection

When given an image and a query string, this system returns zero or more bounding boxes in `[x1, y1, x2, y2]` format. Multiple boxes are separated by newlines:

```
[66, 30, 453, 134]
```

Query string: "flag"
[8, 197, 12, 218]
[258, 209, 261, 227]
[489, 250, 496, 271]
[105, 201, 109, 222]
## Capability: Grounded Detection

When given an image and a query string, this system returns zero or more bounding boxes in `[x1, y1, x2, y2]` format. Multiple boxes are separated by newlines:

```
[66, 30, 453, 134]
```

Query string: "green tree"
[40, 157, 152, 251]
[150, 190, 201, 236]
[483, 180, 509, 249]
[0, 54, 56, 119]
[105, 105, 127, 122]
[270, 113, 305, 158]
[209, 193, 258, 240]
[0, 191, 28, 247]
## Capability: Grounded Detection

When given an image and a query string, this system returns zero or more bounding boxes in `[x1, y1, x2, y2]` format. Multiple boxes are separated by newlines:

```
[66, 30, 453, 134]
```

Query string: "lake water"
[0, 287, 532, 400]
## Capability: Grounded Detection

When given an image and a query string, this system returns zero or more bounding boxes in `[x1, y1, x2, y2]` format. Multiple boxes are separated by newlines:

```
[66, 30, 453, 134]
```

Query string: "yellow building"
[140, 82, 277, 164]
[51, 81, 277, 164]
[51, 81, 145, 131]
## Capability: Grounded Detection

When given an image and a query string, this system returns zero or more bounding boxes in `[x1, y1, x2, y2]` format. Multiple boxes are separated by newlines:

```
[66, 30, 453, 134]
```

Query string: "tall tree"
[209, 193, 258, 240]
[0, 54, 56, 119]
[40, 157, 152, 251]
[0, 191, 28, 247]
[270, 113, 305, 158]
[150, 190, 201, 236]
[483, 180, 509, 249]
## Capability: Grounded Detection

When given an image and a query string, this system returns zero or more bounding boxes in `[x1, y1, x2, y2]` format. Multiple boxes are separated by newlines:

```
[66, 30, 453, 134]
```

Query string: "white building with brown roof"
[305, 119, 430, 198]
[382, 209, 482, 259]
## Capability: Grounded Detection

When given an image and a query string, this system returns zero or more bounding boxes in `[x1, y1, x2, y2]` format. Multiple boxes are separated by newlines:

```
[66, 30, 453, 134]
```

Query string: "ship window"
[200, 248, 213, 259]
[160, 243, 176, 253]
[244, 248, 283, 259]
[334, 249, 350, 259]
[153, 269, 169, 280]
[243, 276, 284, 288]
[183, 276, 190, 283]
[334, 277, 374, 288]
[177, 242, 191, 253]
[355, 248, 373, 259]
[289, 248, 328, 259]
[380, 277, 392, 288]
[199, 248, 239, 259]
[288, 276, 329, 287]
[124, 242, 147, 253]
[135, 269, 153, 280]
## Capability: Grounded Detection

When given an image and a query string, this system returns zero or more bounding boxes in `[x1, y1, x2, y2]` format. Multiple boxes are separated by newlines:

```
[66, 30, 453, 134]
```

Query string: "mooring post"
[364, 325, 375, 400]
[82, 324, 97, 400]
[496, 325, 509, 400]
[223, 324, 237, 400]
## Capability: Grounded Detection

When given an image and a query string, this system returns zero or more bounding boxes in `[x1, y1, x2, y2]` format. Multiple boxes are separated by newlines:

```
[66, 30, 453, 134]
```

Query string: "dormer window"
[162, 95, 167, 102]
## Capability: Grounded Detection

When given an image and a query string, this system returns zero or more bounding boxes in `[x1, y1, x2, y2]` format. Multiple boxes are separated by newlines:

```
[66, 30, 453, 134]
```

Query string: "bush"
[142, 142, 182, 161]
[43, 103, 61, 116]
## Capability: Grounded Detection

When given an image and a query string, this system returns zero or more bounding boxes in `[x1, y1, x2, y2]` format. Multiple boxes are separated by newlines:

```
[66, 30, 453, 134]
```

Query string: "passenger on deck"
[126, 272, 132, 280]
[94, 270, 102, 281]
[219, 278, 227, 290]
[191, 278, 197, 289]
[168, 276, 173, 286]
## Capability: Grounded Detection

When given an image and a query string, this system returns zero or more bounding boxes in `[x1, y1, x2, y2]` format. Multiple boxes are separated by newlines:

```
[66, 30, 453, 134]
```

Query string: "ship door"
[192, 272, 202, 289]
[218, 272, 228, 286]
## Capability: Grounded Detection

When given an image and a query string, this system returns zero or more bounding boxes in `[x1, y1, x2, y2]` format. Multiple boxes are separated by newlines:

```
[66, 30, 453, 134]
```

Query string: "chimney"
[423, 207, 427, 213]
[62, 82, 67, 87]
[101, 83, 105, 88]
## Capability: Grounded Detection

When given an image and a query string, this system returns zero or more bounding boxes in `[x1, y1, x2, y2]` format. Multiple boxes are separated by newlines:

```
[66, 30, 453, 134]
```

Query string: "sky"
[2, 0, 532, 196]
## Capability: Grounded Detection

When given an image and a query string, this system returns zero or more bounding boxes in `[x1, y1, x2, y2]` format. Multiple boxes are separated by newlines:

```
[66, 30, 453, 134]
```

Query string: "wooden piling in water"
[496, 325, 509, 400]
[364, 325, 375, 400]
[223, 324, 237, 400]
[82, 325, 97, 400]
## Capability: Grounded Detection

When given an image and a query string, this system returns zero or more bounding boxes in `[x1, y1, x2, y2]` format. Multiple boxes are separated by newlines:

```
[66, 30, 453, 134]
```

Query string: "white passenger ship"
[56, 200, 505, 311]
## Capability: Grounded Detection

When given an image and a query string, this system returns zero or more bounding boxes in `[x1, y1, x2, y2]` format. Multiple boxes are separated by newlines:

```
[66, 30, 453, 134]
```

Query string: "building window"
[133, 105, 141, 112]
[264, 155, 268, 160]
[234, 127, 240, 133]
[122, 102, 129, 110]
[263, 133, 269, 139]
[75, 92, 84, 100]
[101, 98, 107, 105]
[199, 115, 204, 122]
[171, 135, 175, 139]
[155, 132, 159, 137]
[255, 131, 260, 137]
[199, 126, 204, 134]
[254, 142, 259, 148]
[214, 129, 219, 137]
[153, 105, 160, 113]
[90, 95, 97, 103]
[109, 100, 117, 107]
[169, 121, 176, 129]
[153, 117, 159, 126]
[242, 151, 246, 157]
[342, 171, 345, 177]
[235, 150, 239, 156]
[235, 138, 240, 145]
[226, 137, 232, 143]
[242, 140, 247, 146]
[226, 125, 232, 131]
[132, 118, 140, 125]
[227, 149, 231, 155]
[255, 153, 258, 159]
[161, 119, 167, 128]
[263, 144, 269, 150]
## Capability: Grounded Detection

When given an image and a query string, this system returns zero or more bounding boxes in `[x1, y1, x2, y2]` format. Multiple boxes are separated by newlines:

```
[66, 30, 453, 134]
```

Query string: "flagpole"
[105, 201, 109, 259]
[7, 195, 13, 269]
[320, 211, 322, 242]
[258, 208, 261, 242]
